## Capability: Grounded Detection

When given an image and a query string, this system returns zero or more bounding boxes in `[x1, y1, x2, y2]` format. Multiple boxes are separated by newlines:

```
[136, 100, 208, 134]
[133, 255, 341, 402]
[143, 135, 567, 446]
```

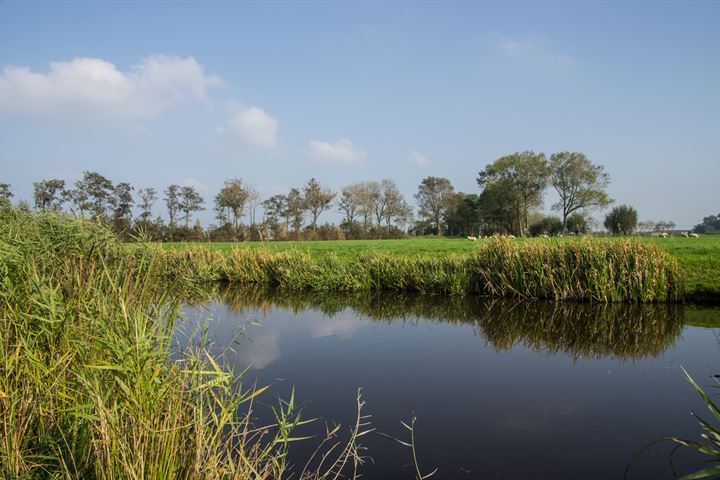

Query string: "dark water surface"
[180, 287, 720, 479]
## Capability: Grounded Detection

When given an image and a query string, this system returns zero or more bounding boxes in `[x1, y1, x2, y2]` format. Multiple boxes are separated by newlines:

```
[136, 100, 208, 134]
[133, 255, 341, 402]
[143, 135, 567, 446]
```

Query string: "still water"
[180, 287, 720, 479]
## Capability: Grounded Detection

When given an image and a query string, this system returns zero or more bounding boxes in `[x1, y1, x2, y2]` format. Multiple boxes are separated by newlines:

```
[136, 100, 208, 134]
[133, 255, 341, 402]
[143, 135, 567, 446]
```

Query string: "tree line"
[0, 150, 633, 241]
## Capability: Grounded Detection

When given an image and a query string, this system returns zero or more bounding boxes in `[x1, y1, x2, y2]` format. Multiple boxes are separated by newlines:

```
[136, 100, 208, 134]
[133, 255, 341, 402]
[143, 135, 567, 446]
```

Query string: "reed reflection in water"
[198, 285, 686, 361]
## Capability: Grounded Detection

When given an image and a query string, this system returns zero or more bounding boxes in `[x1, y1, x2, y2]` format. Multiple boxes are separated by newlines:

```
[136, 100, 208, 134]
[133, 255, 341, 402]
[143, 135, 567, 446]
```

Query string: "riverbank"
[164, 236, 719, 304]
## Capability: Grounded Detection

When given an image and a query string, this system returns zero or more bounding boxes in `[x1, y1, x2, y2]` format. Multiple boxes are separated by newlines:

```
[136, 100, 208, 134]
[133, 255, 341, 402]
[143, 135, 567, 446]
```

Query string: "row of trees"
[694, 213, 720, 234]
[1, 150, 641, 240]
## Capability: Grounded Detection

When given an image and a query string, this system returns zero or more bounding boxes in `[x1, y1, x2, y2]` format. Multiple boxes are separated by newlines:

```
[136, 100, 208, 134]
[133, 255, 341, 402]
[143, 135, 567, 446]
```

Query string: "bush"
[529, 216, 563, 236]
[604, 204, 638, 235]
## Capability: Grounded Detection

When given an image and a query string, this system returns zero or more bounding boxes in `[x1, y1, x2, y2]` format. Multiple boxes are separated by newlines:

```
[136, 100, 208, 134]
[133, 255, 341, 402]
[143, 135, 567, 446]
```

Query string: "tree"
[179, 186, 205, 227]
[445, 192, 482, 236]
[379, 179, 406, 228]
[33, 179, 67, 211]
[549, 152, 612, 232]
[286, 188, 305, 233]
[262, 194, 288, 239]
[113, 182, 134, 222]
[0, 183, 12, 205]
[566, 212, 589, 235]
[693, 214, 720, 234]
[477, 151, 550, 236]
[415, 176, 455, 236]
[137, 187, 157, 221]
[164, 185, 181, 228]
[245, 186, 261, 227]
[303, 178, 335, 232]
[338, 183, 365, 225]
[215, 178, 248, 230]
[477, 182, 516, 235]
[72, 171, 115, 220]
[529, 216, 563, 236]
[654, 220, 676, 233]
[638, 220, 656, 233]
[604, 204, 638, 235]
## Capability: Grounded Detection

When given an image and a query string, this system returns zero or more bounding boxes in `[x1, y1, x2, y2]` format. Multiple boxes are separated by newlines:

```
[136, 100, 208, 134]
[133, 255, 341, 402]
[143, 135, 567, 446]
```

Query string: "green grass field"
[163, 235, 720, 302]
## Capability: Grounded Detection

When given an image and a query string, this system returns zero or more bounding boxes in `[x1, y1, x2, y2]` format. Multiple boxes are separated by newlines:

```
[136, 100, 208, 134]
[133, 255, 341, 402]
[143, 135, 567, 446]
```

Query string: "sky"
[1, 1, 718, 229]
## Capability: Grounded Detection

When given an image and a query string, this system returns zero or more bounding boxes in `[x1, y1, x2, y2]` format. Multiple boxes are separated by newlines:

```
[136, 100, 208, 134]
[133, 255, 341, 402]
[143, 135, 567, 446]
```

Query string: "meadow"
[164, 235, 720, 303]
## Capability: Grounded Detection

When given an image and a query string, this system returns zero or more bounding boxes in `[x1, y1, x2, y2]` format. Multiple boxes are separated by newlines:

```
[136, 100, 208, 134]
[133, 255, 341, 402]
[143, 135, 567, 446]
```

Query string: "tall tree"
[164, 184, 182, 230]
[113, 182, 135, 222]
[549, 151, 612, 232]
[286, 188, 305, 233]
[414, 176, 454, 236]
[303, 178, 335, 231]
[338, 183, 365, 225]
[33, 179, 67, 211]
[245, 186, 261, 227]
[445, 192, 482, 236]
[0, 183, 13, 205]
[179, 186, 205, 227]
[214, 178, 248, 229]
[262, 194, 288, 236]
[379, 179, 406, 228]
[137, 187, 157, 221]
[73, 171, 115, 220]
[477, 183, 516, 234]
[477, 151, 550, 236]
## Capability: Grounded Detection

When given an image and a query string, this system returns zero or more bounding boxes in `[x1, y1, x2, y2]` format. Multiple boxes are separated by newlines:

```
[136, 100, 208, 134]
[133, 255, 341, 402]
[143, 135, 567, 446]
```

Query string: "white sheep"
[541, 234, 550, 239]
[660, 232, 669, 238]
[508, 234, 516, 239]
[467, 236, 477, 241]
[682, 232, 690, 238]
[690, 232, 700, 238]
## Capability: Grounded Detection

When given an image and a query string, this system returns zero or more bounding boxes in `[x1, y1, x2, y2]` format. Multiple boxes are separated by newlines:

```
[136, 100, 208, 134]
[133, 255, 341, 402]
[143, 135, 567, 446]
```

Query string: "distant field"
[163, 235, 720, 302]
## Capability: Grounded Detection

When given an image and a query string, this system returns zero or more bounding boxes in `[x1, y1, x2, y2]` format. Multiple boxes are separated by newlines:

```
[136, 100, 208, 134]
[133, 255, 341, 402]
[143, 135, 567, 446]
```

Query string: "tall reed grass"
[0, 208, 366, 479]
[159, 236, 684, 302]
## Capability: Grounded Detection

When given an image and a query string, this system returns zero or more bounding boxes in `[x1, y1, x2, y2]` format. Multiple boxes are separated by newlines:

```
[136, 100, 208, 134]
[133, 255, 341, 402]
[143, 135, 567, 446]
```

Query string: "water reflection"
[202, 285, 686, 360]
[179, 285, 720, 479]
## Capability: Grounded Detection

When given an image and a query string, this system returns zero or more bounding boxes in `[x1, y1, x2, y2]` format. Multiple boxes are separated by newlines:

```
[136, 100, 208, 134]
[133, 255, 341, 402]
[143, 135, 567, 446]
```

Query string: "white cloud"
[496, 36, 574, 66]
[308, 138, 366, 164]
[410, 149, 430, 168]
[0, 55, 222, 119]
[217, 104, 278, 148]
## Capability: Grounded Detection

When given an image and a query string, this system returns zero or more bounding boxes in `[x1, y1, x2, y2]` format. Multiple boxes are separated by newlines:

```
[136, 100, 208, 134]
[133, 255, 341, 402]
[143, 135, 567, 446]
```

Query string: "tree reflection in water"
[188, 285, 686, 360]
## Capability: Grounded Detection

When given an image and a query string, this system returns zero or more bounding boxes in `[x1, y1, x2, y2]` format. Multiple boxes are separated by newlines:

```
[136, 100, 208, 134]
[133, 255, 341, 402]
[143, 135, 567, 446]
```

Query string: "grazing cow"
[467, 236, 477, 241]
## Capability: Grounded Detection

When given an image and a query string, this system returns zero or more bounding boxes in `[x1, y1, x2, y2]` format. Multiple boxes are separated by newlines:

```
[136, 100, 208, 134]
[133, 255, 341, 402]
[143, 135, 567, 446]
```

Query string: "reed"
[159, 236, 684, 302]
[0, 208, 364, 479]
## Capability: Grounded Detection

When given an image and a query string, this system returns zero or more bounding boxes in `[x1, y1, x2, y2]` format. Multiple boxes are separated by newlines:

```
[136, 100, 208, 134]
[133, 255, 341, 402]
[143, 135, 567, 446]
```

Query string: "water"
[179, 287, 720, 479]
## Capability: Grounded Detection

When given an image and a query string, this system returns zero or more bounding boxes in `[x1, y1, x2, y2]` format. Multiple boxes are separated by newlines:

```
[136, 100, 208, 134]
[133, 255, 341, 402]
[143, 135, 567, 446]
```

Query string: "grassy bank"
[165, 236, 719, 303]
[0, 208, 366, 479]
[162, 237, 683, 303]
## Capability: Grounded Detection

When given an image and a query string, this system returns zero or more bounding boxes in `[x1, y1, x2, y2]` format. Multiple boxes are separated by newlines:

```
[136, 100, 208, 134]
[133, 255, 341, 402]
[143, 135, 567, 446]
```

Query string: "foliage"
[549, 151, 612, 232]
[33, 178, 67, 211]
[0, 208, 299, 478]
[604, 204, 638, 235]
[414, 176, 455, 236]
[159, 235, 684, 302]
[694, 213, 720, 234]
[529, 215, 563, 236]
[303, 177, 335, 232]
[477, 151, 550, 236]
[179, 185, 205, 228]
[0, 207, 380, 479]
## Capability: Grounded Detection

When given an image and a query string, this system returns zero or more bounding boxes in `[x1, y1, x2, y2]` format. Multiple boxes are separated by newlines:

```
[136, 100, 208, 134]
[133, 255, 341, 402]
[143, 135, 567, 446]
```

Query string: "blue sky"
[1, 1, 718, 228]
